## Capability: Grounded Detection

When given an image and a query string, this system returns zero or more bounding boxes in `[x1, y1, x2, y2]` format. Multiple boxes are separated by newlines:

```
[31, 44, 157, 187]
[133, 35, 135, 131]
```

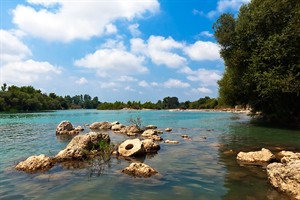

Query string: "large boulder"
[237, 148, 275, 165]
[111, 124, 125, 132]
[141, 139, 160, 153]
[122, 162, 158, 177]
[118, 138, 145, 157]
[267, 160, 300, 200]
[15, 154, 53, 173]
[55, 132, 110, 160]
[56, 121, 79, 135]
[89, 121, 112, 130]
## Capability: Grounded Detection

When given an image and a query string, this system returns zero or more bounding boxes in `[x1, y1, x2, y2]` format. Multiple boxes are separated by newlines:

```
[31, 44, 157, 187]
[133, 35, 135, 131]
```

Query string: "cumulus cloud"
[184, 41, 221, 61]
[208, 0, 250, 18]
[76, 77, 88, 85]
[138, 80, 149, 87]
[0, 29, 62, 86]
[184, 68, 222, 86]
[117, 76, 137, 82]
[164, 79, 190, 88]
[131, 36, 186, 68]
[198, 31, 213, 38]
[129, 23, 141, 37]
[1, 59, 61, 85]
[12, 0, 159, 42]
[0, 29, 31, 64]
[74, 49, 148, 76]
[191, 87, 213, 94]
[105, 23, 118, 35]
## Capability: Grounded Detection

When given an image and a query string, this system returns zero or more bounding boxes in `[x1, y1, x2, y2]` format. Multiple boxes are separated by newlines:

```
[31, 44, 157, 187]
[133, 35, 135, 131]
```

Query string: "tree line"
[0, 84, 100, 112]
[0, 84, 219, 112]
[213, 0, 300, 127]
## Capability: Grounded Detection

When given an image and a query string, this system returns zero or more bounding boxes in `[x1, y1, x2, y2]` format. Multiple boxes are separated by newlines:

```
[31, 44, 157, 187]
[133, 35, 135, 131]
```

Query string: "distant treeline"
[0, 84, 218, 112]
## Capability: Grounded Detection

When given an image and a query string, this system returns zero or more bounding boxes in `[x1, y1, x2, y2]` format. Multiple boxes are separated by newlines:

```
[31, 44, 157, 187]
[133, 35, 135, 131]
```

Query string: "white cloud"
[199, 31, 213, 38]
[191, 87, 213, 94]
[185, 68, 222, 86]
[105, 23, 117, 35]
[76, 77, 88, 85]
[117, 76, 137, 82]
[100, 39, 126, 50]
[131, 36, 186, 68]
[208, 0, 250, 18]
[151, 82, 159, 87]
[129, 23, 141, 37]
[0, 29, 31, 64]
[184, 41, 221, 61]
[124, 86, 135, 91]
[74, 49, 148, 75]
[100, 82, 118, 89]
[1, 59, 61, 85]
[164, 79, 190, 88]
[138, 80, 149, 87]
[13, 0, 160, 42]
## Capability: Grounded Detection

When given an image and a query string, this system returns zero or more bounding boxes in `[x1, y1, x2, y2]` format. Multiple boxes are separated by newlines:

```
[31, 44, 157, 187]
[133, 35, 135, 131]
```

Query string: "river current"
[0, 110, 299, 199]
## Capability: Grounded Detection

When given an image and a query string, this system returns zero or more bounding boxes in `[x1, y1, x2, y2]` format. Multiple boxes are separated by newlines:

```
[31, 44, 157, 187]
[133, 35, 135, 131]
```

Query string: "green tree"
[213, 0, 300, 127]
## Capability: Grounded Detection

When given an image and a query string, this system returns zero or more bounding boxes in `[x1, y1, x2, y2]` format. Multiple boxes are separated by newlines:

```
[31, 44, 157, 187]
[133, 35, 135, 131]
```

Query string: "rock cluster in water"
[236, 148, 300, 199]
[15, 120, 177, 178]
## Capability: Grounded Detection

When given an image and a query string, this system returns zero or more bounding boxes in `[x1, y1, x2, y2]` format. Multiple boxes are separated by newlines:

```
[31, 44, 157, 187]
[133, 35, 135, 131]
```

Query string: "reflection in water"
[217, 122, 298, 199]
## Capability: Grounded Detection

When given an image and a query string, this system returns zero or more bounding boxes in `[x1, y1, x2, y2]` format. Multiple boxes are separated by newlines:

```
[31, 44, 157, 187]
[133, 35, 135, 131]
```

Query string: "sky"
[0, 0, 250, 103]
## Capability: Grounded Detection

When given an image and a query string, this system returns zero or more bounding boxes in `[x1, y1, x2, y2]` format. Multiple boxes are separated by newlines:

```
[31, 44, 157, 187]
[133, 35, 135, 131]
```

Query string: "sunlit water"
[0, 110, 299, 200]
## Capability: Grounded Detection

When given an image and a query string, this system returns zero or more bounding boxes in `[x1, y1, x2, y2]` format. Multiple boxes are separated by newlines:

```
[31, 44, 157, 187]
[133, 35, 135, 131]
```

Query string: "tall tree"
[213, 0, 300, 127]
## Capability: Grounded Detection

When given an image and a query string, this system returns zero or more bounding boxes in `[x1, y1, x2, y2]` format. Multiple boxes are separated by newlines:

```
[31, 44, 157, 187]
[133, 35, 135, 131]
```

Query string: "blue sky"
[0, 0, 250, 102]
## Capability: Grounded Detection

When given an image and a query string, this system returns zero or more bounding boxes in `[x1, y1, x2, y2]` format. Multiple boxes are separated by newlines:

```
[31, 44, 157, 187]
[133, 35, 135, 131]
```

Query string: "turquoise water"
[0, 110, 299, 199]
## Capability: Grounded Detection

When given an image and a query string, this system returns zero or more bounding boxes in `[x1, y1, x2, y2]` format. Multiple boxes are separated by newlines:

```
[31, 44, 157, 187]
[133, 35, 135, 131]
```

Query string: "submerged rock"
[165, 128, 172, 132]
[165, 140, 179, 144]
[236, 148, 275, 165]
[122, 162, 158, 177]
[267, 160, 300, 200]
[55, 131, 110, 160]
[15, 154, 53, 173]
[145, 125, 157, 130]
[118, 138, 146, 157]
[56, 121, 80, 135]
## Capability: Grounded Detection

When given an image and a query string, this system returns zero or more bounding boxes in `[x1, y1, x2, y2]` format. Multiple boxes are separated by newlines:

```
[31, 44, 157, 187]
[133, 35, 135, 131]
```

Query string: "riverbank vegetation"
[0, 84, 219, 112]
[213, 0, 300, 127]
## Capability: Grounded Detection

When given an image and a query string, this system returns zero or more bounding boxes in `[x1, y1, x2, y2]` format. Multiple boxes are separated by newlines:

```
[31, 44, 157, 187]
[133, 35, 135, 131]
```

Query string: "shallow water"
[0, 110, 299, 200]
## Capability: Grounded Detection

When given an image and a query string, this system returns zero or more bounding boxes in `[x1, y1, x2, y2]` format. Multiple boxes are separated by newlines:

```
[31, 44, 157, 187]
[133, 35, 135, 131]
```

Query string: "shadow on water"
[217, 120, 300, 200]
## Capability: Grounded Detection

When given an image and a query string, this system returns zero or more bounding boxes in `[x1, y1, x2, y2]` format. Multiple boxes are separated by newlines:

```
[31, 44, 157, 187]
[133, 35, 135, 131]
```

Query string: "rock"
[149, 135, 163, 141]
[165, 140, 179, 144]
[125, 125, 142, 136]
[16, 154, 53, 172]
[141, 129, 158, 137]
[181, 135, 191, 140]
[122, 162, 158, 177]
[111, 121, 120, 126]
[141, 139, 160, 153]
[117, 125, 142, 136]
[89, 121, 112, 130]
[267, 160, 300, 200]
[75, 125, 84, 131]
[55, 132, 110, 160]
[111, 124, 125, 131]
[277, 151, 300, 163]
[165, 128, 172, 132]
[118, 138, 146, 157]
[145, 125, 157, 130]
[237, 148, 275, 165]
[56, 121, 79, 135]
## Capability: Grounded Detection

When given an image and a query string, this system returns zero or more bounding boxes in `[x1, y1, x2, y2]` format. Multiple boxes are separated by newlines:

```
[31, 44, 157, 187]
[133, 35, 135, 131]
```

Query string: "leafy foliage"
[213, 0, 300, 127]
